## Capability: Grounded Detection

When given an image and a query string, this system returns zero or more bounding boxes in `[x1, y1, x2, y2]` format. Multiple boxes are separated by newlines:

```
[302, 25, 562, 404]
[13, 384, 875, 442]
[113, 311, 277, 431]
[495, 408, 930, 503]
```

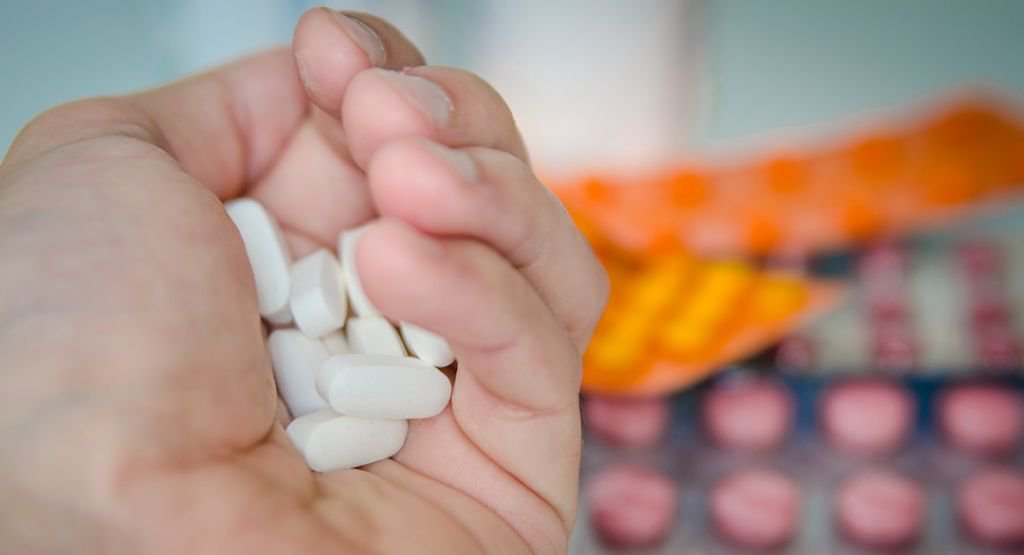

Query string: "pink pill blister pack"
[573, 219, 1024, 554]
[574, 373, 1024, 555]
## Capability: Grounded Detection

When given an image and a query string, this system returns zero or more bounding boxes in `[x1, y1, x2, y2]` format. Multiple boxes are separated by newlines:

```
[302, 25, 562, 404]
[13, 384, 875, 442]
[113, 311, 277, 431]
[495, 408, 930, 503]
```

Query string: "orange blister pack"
[576, 226, 844, 396]
[557, 98, 1024, 258]
[558, 97, 1023, 396]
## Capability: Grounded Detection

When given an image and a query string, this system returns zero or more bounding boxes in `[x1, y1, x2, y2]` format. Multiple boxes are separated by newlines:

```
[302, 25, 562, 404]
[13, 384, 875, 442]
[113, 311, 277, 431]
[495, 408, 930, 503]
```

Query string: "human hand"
[0, 9, 607, 554]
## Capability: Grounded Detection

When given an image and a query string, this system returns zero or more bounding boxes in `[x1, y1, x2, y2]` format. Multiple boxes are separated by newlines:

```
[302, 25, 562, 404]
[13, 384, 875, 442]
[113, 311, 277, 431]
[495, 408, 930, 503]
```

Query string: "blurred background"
[4, 1, 1024, 168]
[3, 2, 1023, 553]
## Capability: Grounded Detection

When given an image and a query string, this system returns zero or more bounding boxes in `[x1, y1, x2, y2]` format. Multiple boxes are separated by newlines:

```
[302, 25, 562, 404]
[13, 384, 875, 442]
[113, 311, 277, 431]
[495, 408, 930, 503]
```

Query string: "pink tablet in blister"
[583, 395, 670, 448]
[940, 384, 1022, 455]
[774, 336, 816, 370]
[702, 378, 793, 451]
[835, 468, 925, 549]
[956, 240, 1003, 277]
[974, 329, 1022, 371]
[957, 467, 1024, 547]
[969, 300, 1012, 330]
[822, 379, 914, 455]
[711, 467, 801, 549]
[586, 464, 678, 548]
[860, 245, 909, 315]
[870, 322, 918, 371]
[956, 240, 1005, 298]
[859, 244, 908, 285]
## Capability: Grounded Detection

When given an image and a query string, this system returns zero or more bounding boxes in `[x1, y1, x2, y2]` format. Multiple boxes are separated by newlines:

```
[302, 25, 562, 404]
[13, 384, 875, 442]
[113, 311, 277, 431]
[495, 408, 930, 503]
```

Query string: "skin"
[0, 9, 608, 554]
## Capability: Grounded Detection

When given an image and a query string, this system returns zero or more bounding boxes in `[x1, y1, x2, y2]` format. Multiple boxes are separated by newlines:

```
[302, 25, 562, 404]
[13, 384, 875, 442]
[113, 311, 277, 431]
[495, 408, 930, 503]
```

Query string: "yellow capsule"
[660, 319, 712, 356]
[748, 276, 807, 323]
[627, 256, 693, 316]
[675, 261, 754, 323]
[586, 314, 652, 373]
[659, 260, 755, 356]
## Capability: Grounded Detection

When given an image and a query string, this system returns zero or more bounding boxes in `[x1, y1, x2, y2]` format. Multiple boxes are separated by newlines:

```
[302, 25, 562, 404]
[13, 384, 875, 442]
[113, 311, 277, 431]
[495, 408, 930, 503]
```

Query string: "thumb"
[293, 8, 426, 117]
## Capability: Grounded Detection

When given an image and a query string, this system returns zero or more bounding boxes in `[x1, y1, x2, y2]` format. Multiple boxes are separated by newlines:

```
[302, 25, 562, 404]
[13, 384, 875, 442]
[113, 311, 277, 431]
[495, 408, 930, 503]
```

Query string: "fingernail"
[375, 69, 453, 128]
[332, 11, 386, 66]
[423, 141, 477, 183]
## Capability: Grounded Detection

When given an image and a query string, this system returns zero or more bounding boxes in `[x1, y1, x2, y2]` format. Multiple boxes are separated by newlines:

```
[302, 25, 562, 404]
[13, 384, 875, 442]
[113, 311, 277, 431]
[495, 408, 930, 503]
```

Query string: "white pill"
[289, 249, 347, 338]
[321, 330, 351, 356]
[339, 226, 381, 317]
[225, 198, 293, 324]
[268, 329, 330, 418]
[400, 322, 456, 367]
[286, 410, 408, 472]
[346, 316, 406, 356]
[317, 354, 452, 419]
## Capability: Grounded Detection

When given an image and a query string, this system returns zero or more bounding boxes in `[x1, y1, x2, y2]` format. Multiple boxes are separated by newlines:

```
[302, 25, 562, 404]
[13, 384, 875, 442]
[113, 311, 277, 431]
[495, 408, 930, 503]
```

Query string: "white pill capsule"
[286, 410, 408, 472]
[400, 322, 456, 367]
[290, 249, 347, 338]
[268, 329, 330, 418]
[225, 198, 293, 324]
[339, 226, 381, 317]
[321, 330, 351, 356]
[346, 316, 406, 356]
[317, 354, 452, 419]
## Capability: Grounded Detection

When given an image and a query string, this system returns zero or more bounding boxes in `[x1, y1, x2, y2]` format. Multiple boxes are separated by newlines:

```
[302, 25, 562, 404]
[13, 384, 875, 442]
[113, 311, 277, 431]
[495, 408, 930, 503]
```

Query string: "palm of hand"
[0, 10, 606, 555]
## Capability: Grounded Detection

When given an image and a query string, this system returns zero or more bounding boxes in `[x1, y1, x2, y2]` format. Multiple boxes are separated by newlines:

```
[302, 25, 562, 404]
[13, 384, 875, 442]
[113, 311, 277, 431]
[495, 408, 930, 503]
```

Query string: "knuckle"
[418, 65, 521, 143]
[474, 148, 548, 264]
[5, 97, 158, 170]
[28, 97, 153, 142]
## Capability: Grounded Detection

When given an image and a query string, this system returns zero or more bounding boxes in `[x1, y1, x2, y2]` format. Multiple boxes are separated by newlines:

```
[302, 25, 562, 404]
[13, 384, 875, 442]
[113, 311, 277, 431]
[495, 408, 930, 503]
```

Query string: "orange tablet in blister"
[837, 190, 886, 240]
[967, 127, 1024, 192]
[924, 102, 1010, 148]
[846, 134, 908, 184]
[581, 176, 614, 203]
[664, 168, 710, 208]
[742, 205, 785, 255]
[1011, 132, 1024, 184]
[759, 155, 808, 196]
[917, 159, 981, 206]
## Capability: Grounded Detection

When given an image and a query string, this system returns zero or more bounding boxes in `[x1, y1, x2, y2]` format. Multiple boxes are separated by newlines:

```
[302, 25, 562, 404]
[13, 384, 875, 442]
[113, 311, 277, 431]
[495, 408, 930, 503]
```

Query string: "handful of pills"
[225, 198, 455, 472]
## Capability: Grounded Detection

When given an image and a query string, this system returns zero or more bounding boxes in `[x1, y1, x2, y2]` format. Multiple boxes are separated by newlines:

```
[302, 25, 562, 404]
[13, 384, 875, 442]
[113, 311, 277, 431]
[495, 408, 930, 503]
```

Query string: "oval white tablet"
[339, 226, 381, 317]
[290, 249, 347, 338]
[225, 198, 293, 324]
[346, 316, 406, 356]
[317, 354, 452, 420]
[268, 329, 330, 418]
[286, 410, 408, 472]
[400, 322, 455, 367]
[321, 330, 351, 356]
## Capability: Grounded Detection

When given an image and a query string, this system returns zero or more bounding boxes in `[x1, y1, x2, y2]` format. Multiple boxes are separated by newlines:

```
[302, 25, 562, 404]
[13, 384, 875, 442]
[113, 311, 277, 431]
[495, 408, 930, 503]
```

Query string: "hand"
[0, 9, 607, 554]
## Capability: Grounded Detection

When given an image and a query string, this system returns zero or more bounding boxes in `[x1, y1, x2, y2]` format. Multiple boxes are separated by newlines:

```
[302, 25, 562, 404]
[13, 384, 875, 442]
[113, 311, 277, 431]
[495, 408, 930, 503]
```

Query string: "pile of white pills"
[225, 198, 455, 472]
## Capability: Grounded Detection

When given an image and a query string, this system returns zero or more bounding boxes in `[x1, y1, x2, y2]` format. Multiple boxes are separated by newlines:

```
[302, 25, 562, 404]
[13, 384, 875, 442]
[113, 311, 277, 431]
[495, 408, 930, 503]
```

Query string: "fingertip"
[368, 138, 474, 223]
[293, 9, 426, 118]
[331, 11, 388, 66]
[344, 69, 444, 166]
[293, 7, 376, 115]
[357, 218, 449, 319]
